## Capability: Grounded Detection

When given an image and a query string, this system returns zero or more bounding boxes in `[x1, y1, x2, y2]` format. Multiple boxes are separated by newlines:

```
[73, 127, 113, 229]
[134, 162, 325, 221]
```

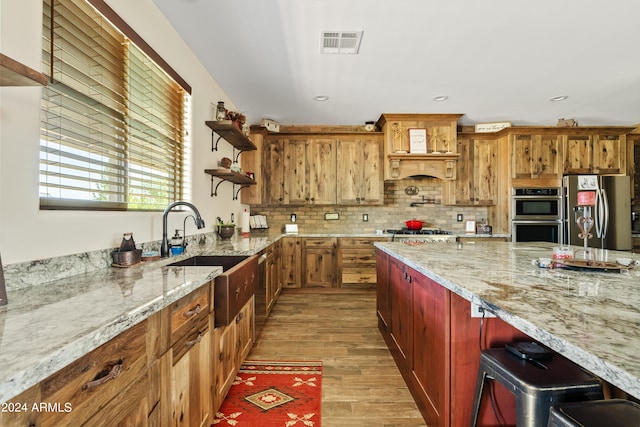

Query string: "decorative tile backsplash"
[250, 178, 489, 234]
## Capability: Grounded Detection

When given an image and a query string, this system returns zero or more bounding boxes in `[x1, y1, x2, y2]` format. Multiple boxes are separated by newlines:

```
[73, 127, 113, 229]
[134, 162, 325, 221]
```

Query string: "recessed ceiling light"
[550, 95, 569, 102]
[313, 95, 329, 101]
[433, 95, 449, 102]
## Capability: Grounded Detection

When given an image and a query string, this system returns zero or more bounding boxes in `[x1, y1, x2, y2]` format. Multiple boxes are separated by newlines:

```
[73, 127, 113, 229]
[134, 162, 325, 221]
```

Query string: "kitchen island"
[375, 240, 640, 426]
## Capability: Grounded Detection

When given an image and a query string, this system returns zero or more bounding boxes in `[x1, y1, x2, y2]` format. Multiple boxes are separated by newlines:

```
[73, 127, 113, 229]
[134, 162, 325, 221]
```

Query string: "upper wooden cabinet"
[443, 134, 498, 205]
[564, 131, 629, 175]
[255, 129, 384, 206]
[284, 138, 337, 204]
[511, 133, 563, 179]
[337, 136, 384, 205]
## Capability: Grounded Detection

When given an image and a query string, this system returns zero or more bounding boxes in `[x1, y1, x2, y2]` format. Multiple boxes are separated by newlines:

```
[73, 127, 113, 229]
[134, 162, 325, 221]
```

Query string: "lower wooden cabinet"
[281, 237, 302, 288]
[265, 240, 283, 315]
[213, 296, 255, 413]
[376, 250, 529, 427]
[302, 238, 337, 288]
[338, 237, 385, 288]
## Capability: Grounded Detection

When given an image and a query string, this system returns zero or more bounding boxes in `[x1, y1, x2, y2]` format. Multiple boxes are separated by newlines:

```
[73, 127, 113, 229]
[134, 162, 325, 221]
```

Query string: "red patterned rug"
[212, 360, 322, 427]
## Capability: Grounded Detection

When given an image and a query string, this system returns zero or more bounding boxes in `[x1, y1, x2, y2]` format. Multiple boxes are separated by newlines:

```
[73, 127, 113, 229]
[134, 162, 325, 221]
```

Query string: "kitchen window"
[39, 0, 191, 211]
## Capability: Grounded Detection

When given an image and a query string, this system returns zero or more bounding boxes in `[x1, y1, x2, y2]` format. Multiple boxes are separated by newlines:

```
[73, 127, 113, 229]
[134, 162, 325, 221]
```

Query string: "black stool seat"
[470, 347, 604, 427]
[548, 399, 640, 427]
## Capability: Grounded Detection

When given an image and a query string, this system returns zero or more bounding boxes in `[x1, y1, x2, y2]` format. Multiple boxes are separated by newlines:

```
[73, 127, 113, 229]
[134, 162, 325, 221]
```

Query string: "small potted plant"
[216, 218, 236, 240]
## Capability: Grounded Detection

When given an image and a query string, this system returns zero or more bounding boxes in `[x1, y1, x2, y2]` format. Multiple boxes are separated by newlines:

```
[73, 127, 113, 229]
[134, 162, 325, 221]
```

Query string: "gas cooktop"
[386, 228, 452, 235]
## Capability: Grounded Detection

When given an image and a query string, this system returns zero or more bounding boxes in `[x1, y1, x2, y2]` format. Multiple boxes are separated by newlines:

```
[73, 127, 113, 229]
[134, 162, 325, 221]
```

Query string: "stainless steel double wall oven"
[511, 188, 562, 243]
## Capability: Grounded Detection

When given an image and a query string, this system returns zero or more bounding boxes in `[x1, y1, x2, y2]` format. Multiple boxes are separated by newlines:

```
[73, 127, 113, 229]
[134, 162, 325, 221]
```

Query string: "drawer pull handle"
[183, 303, 201, 319]
[186, 333, 202, 348]
[235, 287, 241, 299]
[236, 311, 244, 324]
[82, 359, 123, 390]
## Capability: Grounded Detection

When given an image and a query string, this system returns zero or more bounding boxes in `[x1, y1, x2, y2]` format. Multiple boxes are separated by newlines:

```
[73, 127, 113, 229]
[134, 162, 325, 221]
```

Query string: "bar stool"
[548, 399, 640, 427]
[470, 347, 604, 427]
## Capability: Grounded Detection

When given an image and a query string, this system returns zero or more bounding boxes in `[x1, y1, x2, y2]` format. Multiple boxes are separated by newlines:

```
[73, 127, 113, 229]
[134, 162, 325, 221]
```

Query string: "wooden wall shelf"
[205, 169, 256, 199]
[205, 120, 257, 151]
[0, 53, 47, 86]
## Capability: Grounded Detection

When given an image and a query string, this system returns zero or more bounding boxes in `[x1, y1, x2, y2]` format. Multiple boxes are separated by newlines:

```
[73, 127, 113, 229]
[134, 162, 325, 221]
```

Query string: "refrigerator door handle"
[595, 187, 608, 239]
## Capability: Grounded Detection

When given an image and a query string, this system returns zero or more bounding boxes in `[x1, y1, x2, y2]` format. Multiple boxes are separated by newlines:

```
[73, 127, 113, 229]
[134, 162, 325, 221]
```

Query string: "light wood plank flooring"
[247, 288, 428, 427]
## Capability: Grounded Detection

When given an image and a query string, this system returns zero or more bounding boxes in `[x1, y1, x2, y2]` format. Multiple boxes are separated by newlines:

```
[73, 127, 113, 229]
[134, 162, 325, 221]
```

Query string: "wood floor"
[247, 288, 428, 427]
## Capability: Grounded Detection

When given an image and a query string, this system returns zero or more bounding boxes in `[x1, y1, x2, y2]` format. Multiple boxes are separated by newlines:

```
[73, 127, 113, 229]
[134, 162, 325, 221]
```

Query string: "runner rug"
[212, 360, 322, 427]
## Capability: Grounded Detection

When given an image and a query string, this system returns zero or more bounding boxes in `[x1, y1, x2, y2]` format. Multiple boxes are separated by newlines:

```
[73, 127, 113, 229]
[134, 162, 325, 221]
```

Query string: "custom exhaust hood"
[386, 153, 459, 181]
[377, 114, 463, 182]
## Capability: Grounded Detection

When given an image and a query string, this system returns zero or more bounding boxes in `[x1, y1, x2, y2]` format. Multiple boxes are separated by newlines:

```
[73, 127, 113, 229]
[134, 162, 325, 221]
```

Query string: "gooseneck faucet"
[161, 201, 206, 257]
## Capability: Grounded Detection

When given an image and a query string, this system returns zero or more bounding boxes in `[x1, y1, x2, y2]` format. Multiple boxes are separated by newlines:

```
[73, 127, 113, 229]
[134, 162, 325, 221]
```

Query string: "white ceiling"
[153, 0, 640, 127]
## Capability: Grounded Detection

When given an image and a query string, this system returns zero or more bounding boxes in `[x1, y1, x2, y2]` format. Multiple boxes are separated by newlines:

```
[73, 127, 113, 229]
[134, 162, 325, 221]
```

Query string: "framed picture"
[408, 128, 428, 154]
[465, 220, 476, 234]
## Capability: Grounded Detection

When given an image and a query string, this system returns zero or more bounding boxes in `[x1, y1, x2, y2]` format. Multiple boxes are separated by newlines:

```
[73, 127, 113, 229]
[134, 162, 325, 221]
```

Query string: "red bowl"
[405, 220, 423, 230]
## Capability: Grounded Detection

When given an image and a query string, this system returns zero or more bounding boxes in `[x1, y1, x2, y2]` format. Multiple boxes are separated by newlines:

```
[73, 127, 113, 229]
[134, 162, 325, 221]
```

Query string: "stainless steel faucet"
[161, 201, 206, 257]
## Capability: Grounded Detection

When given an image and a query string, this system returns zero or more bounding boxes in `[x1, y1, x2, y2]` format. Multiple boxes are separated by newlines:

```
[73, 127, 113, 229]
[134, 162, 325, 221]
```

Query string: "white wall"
[0, 0, 247, 264]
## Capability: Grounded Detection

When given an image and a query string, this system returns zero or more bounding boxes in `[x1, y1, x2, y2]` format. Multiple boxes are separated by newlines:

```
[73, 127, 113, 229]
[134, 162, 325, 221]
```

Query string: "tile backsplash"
[250, 178, 489, 234]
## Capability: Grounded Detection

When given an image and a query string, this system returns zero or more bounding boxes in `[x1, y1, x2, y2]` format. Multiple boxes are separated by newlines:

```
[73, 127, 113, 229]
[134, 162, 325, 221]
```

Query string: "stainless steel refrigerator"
[562, 175, 632, 250]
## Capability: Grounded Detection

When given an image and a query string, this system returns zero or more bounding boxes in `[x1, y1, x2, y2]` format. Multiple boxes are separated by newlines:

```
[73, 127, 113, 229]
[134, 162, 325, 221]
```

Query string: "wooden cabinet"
[511, 133, 563, 179]
[338, 237, 383, 288]
[444, 134, 498, 205]
[35, 315, 155, 427]
[262, 138, 286, 204]
[213, 297, 255, 412]
[412, 270, 450, 426]
[284, 138, 337, 205]
[336, 136, 384, 204]
[302, 238, 337, 288]
[265, 239, 283, 315]
[563, 132, 627, 175]
[387, 256, 413, 368]
[282, 237, 302, 288]
[169, 285, 212, 427]
[377, 250, 531, 427]
[240, 128, 265, 204]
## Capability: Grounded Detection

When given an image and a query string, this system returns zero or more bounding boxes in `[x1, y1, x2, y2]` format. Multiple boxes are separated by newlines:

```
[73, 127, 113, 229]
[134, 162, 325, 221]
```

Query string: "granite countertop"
[374, 240, 640, 399]
[0, 231, 395, 403]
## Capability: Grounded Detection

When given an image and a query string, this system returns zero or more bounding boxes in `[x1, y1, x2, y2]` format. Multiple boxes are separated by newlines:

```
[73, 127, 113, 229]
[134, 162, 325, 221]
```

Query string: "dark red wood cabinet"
[376, 249, 529, 427]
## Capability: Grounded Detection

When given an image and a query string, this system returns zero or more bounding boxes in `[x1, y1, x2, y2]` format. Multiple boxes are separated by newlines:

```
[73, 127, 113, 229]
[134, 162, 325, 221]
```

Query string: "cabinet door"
[336, 139, 361, 204]
[282, 237, 302, 288]
[564, 135, 593, 174]
[593, 134, 625, 174]
[236, 297, 255, 364]
[336, 137, 383, 205]
[450, 137, 496, 205]
[262, 139, 285, 204]
[412, 272, 451, 427]
[388, 257, 412, 368]
[284, 139, 308, 204]
[171, 318, 211, 427]
[306, 138, 337, 204]
[302, 238, 337, 288]
[213, 322, 237, 412]
[512, 134, 563, 179]
[241, 132, 263, 204]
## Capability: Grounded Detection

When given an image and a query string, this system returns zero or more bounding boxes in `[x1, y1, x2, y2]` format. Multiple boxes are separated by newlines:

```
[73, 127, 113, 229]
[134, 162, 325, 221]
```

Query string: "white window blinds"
[40, 0, 188, 210]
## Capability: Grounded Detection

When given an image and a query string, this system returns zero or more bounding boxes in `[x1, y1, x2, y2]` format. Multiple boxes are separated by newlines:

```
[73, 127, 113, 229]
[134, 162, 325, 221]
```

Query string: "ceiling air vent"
[321, 31, 363, 54]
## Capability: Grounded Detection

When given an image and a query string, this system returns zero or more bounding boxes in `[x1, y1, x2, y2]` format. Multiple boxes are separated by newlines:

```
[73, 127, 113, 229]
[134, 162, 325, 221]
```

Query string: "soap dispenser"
[170, 229, 184, 256]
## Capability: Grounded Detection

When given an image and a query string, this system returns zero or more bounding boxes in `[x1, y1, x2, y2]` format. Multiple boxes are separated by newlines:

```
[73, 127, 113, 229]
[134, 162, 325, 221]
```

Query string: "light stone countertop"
[0, 231, 394, 403]
[374, 240, 640, 399]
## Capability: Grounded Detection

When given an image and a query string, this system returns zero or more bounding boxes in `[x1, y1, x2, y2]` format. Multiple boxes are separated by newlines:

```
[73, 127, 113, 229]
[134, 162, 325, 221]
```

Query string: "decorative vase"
[217, 225, 235, 240]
